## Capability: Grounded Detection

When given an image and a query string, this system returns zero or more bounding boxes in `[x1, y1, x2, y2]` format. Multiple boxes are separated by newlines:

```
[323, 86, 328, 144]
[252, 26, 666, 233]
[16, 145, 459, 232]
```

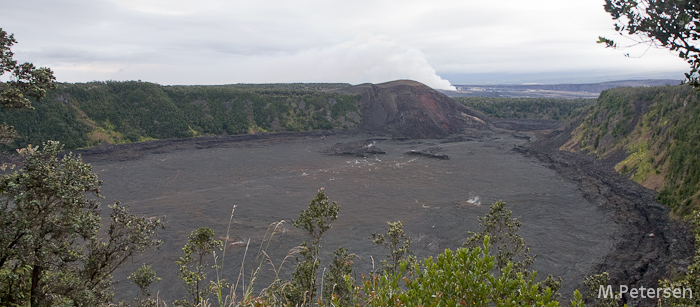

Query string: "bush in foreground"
[0, 141, 163, 306]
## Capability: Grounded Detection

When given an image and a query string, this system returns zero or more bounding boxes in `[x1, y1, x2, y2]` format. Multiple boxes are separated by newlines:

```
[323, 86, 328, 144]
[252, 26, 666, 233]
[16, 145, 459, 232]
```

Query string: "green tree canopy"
[600, 0, 700, 86]
[0, 28, 56, 143]
[176, 227, 223, 306]
[286, 188, 341, 306]
[0, 141, 164, 306]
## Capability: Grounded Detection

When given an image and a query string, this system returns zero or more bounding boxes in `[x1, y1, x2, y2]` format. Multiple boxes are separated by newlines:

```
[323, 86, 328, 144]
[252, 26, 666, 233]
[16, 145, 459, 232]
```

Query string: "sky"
[0, 0, 691, 90]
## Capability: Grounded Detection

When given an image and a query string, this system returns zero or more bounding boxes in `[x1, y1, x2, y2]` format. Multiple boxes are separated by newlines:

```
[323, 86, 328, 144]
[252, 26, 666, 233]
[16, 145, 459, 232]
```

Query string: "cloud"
[82, 34, 457, 90]
[1, 0, 690, 86]
[233, 35, 456, 90]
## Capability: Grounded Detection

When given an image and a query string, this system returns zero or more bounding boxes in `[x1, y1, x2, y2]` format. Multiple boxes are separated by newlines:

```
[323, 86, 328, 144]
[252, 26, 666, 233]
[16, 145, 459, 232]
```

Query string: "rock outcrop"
[405, 147, 449, 160]
[322, 140, 386, 157]
[335, 80, 490, 138]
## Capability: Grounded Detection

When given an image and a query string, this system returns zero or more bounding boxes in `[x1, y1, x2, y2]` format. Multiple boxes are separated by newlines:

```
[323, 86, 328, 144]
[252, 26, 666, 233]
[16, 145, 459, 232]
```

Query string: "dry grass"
[209, 206, 302, 307]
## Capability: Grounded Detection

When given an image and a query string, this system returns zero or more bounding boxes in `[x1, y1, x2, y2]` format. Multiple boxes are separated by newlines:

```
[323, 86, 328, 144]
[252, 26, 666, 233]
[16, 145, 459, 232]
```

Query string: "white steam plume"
[237, 34, 456, 90]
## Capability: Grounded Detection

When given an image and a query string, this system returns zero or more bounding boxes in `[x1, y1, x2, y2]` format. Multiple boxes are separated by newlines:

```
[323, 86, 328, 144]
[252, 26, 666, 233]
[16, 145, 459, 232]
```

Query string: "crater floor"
[88, 133, 615, 302]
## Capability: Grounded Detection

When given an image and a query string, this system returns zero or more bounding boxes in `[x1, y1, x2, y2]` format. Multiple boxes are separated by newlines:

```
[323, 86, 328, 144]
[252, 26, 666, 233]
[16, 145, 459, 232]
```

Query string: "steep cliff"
[562, 85, 700, 215]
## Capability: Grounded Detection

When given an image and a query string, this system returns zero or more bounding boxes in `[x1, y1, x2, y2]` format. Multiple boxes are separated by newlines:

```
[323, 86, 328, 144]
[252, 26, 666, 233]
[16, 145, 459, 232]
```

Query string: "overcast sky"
[0, 0, 690, 89]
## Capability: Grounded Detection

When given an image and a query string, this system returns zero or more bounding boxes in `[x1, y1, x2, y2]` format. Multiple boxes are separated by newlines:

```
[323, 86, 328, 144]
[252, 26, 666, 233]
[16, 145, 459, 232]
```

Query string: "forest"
[0, 81, 362, 151]
[0, 86, 599, 153]
[455, 96, 595, 120]
[563, 85, 700, 216]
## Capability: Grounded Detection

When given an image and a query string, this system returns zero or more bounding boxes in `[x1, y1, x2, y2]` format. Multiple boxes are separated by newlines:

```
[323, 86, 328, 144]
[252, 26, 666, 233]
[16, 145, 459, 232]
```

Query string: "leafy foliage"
[0, 28, 56, 144]
[463, 200, 536, 275]
[132, 195, 589, 306]
[600, 0, 700, 87]
[285, 188, 340, 306]
[176, 227, 223, 306]
[583, 272, 621, 307]
[0, 81, 361, 152]
[321, 247, 356, 306]
[128, 264, 163, 307]
[348, 237, 582, 307]
[320, 201, 574, 306]
[292, 188, 341, 246]
[370, 221, 416, 275]
[0, 141, 163, 306]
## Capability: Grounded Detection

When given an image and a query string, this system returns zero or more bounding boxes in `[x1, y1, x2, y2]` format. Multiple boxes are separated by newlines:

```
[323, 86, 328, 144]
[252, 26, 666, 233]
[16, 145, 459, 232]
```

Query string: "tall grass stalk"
[232, 239, 251, 301]
[214, 205, 237, 307]
[244, 220, 286, 298]
[202, 206, 309, 306]
[217, 218, 293, 306]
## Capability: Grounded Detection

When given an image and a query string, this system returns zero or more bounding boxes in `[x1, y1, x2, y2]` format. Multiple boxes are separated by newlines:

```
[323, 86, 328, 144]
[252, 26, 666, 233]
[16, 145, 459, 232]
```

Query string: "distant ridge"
[0, 80, 492, 152]
[441, 79, 681, 99]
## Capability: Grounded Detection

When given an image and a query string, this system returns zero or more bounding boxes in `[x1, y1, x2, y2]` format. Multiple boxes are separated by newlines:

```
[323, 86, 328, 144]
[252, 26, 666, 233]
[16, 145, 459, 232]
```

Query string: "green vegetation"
[370, 221, 415, 275]
[321, 247, 356, 306]
[659, 211, 700, 306]
[566, 85, 700, 215]
[127, 264, 163, 307]
[600, 0, 700, 87]
[0, 81, 361, 152]
[463, 200, 536, 276]
[351, 239, 576, 307]
[583, 272, 619, 307]
[0, 28, 164, 307]
[163, 197, 585, 307]
[4, 26, 700, 307]
[455, 97, 594, 120]
[0, 28, 56, 144]
[284, 188, 340, 306]
[0, 139, 690, 306]
[176, 227, 224, 306]
[0, 141, 163, 306]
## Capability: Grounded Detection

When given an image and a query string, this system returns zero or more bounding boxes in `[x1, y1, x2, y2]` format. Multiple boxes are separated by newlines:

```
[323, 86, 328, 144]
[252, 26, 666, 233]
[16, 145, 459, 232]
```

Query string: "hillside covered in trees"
[0, 81, 362, 151]
[562, 85, 700, 216]
[455, 97, 595, 121]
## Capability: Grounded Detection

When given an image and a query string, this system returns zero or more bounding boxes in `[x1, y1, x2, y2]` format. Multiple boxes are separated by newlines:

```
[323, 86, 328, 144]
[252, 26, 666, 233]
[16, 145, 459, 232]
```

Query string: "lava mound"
[336, 80, 490, 138]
